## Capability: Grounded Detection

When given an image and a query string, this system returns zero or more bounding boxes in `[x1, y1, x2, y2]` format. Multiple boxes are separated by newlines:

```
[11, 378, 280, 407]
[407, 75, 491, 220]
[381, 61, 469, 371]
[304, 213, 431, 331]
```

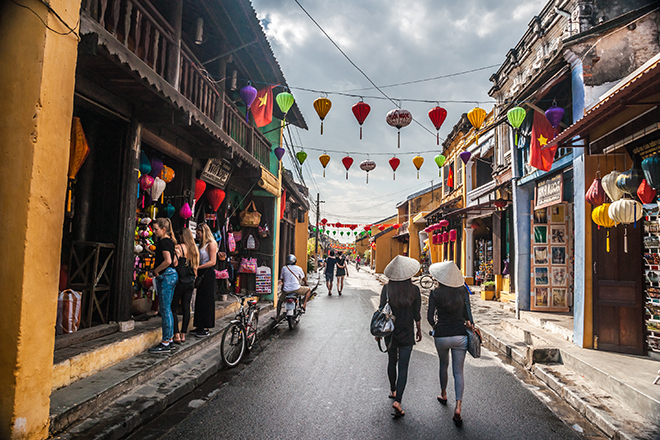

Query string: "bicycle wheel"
[420, 275, 435, 289]
[246, 311, 259, 351]
[221, 323, 245, 368]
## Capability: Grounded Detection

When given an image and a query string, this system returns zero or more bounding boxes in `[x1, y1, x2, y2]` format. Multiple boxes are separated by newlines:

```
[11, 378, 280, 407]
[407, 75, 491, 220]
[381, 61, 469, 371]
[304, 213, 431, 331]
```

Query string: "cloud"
[254, 0, 542, 225]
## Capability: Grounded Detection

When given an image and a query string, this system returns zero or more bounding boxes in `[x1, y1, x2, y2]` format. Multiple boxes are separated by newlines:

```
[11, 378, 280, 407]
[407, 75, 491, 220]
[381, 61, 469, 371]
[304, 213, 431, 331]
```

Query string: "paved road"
[158, 270, 583, 440]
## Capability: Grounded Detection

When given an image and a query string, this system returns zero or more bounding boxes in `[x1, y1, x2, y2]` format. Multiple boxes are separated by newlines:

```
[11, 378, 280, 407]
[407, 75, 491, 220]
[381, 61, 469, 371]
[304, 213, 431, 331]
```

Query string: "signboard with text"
[200, 158, 232, 189]
[535, 174, 563, 209]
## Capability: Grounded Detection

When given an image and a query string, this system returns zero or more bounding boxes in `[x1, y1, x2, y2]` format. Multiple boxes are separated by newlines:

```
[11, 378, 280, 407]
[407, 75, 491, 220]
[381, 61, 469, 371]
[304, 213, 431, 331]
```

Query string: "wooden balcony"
[81, 0, 272, 170]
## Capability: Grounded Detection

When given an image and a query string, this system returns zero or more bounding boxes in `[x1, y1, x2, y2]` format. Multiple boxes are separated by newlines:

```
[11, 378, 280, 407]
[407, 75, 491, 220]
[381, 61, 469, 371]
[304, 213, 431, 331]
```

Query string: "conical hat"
[429, 261, 464, 288]
[384, 255, 420, 281]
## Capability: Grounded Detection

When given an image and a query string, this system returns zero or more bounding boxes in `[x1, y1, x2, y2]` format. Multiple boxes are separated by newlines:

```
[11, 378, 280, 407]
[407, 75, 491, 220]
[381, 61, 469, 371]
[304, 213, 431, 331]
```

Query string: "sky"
[252, 0, 547, 242]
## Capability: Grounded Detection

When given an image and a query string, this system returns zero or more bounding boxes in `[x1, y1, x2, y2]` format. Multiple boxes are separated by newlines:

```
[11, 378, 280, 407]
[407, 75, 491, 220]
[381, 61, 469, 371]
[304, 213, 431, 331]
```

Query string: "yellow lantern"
[592, 203, 615, 253]
[66, 117, 90, 216]
[158, 166, 175, 183]
[319, 153, 331, 177]
[313, 97, 332, 135]
[467, 107, 487, 145]
[412, 155, 424, 179]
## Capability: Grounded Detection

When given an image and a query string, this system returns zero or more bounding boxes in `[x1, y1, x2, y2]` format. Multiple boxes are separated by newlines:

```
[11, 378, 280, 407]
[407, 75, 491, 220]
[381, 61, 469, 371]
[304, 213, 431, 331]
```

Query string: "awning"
[425, 196, 463, 219]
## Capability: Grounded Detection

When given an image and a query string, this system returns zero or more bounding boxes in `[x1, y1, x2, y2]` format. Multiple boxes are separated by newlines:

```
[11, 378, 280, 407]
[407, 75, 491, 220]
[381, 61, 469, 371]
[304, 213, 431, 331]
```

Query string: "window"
[454, 157, 463, 188]
[443, 164, 452, 196]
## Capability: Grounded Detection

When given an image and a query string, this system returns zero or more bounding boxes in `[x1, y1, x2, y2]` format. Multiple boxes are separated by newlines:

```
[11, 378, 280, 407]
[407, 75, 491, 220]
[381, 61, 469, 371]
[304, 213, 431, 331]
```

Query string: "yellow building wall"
[0, 1, 81, 438]
[374, 230, 398, 273]
[295, 211, 309, 275]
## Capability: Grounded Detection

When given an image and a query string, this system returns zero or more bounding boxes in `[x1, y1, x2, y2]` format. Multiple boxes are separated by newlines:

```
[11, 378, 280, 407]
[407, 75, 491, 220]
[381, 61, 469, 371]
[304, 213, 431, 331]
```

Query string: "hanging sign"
[535, 174, 563, 209]
[188, 220, 197, 239]
[200, 159, 232, 189]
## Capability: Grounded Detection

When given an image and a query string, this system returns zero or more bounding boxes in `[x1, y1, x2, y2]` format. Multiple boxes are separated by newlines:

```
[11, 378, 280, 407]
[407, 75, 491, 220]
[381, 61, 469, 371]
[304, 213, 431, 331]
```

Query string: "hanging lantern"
[207, 188, 226, 212]
[149, 177, 166, 202]
[507, 106, 526, 146]
[616, 166, 644, 195]
[434, 154, 446, 177]
[240, 83, 258, 124]
[386, 108, 413, 148]
[139, 151, 151, 175]
[147, 204, 158, 220]
[274, 147, 285, 162]
[360, 159, 376, 183]
[545, 104, 565, 134]
[602, 171, 624, 202]
[585, 177, 607, 207]
[428, 106, 447, 145]
[276, 90, 295, 123]
[313, 97, 332, 134]
[439, 220, 449, 227]
[442, 231, 449, 243]
[179, 202, 192, 220]
[340, 231, 344, 236]
[139, 174, 154, 190]
[149, 157, 164, 178]
[321, 218, 328, 225]
[459, 151, 472, 164]
[449, 229, 457, 242]
[158, 166, 175, 183]
[494, 198, 507, 209]
[194, 179, 206, 204]
[378, 224, 385, 231]
[642, 154, 660, 189]
[352, 100, 371, 140]
[412, 155, 424, 179]
[342, 156, 354, 179]
[638, 178, 657, 204]
[66, 117, 91, 217]
[470, 220, 480, 230]
[319, 154, 331, 177]
[609, 199, 643, 225]
[389, 157, 400, 180]
[296, 151, 307, 165]
[592, 203, 615, 252]
[467, 107, 487, 145]
[164, 203, 176, 218]
[332, 230, 337, 235]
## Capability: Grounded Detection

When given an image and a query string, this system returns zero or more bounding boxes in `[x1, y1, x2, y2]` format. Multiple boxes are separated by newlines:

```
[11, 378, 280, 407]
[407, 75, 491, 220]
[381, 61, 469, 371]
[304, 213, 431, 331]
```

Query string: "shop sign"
[189, 220, 197, 239]
[535, 174, 563, 209]
[200, 159, 232, 189]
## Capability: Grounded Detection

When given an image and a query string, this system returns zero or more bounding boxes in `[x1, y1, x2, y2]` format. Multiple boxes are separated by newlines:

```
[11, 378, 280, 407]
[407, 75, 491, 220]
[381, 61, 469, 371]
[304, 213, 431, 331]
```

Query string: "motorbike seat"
[247, 299, 258, 306]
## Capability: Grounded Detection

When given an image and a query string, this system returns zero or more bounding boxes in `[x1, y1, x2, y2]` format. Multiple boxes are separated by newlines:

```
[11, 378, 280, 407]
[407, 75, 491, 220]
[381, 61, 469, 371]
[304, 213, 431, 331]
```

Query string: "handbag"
[175, 246, 196, 286]
[245, 232, 258, 250]
[227, 232, 236, 253]
[215, 269, 229, 279]
[370, 287, 395, 352]
[258, 223, 270, 238]
[239, 257, 257, 274]
[239, 201, 262, 227]
[466, 326, 482, 358]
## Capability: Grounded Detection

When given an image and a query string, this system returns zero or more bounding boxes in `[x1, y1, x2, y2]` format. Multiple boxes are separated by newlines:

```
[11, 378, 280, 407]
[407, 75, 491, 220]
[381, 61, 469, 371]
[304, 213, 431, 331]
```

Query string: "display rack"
[476, 239, 493, 283]
[643, 207, 660, 353]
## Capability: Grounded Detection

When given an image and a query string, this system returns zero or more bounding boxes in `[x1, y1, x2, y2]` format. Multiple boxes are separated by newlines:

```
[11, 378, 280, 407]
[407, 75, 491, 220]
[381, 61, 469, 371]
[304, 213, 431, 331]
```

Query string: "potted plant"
[481, 281, 496, 300]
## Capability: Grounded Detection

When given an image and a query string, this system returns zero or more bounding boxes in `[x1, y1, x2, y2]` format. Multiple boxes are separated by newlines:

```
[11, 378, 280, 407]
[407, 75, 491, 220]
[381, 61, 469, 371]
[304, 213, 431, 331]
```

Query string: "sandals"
[388, 392, 396, 399]
[392, 405, 405, 418]
[437, 396, 447, 405]
[453, 413, 463, 427]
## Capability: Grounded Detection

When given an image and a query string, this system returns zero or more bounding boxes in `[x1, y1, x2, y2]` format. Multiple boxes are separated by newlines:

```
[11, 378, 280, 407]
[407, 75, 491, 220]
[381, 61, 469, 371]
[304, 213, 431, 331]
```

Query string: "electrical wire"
[11, 0, 80, 39]
[288, 145, 445, 156]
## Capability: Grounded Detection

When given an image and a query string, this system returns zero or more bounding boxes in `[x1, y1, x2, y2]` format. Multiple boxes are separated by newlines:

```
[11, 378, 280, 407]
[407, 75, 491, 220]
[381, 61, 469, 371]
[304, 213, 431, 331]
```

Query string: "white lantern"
[602, 171, 624, 202]
[149, 177, 166, 202]
[608, 199, 643, 224]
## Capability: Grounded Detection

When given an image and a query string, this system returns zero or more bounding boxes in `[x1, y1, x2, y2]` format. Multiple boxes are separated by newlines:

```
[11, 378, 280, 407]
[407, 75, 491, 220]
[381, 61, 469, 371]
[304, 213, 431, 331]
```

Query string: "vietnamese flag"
[250, 85, 274, 127]
[529, 111, 557, 172]
[447, 166, 454, 189]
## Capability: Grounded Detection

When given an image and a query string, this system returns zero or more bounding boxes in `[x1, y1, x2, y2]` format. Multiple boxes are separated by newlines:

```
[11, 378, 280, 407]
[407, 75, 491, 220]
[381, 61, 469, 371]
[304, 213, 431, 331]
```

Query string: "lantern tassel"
[360, 126, 363, 140]
[345, 170, 348, 180]
[366, 173, 369, 184]
[393, 172, 396, 181]
[417, 170, 420, 179]
[634, 204, 637, 228]
[323, 169, 326, 178]
[245, 109, 250, 124]
[161, 193, 164, 204]
[606, 230, 610, 253]
[624, 228, 628, 253]
[437, 132, 439, 146]
[321, 121, 324, 135]
[398, 130, 401, 148]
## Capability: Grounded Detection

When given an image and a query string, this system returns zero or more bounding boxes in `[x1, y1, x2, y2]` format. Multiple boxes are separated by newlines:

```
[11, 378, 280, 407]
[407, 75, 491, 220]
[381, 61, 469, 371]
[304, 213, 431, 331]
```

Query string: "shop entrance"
[592, 221, 645, 355]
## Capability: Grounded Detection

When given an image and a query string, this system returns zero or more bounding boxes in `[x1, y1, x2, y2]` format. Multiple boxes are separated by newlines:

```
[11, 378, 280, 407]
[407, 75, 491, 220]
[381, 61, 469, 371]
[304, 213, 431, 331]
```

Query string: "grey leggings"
[434, 335, 468, 401]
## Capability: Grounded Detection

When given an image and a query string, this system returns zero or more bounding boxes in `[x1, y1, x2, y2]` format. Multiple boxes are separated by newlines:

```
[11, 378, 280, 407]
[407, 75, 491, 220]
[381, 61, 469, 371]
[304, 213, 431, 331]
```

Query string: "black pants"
[387, 345, 413, 403]
[171, 282, 193, 334]
[194, 268, 216, 329]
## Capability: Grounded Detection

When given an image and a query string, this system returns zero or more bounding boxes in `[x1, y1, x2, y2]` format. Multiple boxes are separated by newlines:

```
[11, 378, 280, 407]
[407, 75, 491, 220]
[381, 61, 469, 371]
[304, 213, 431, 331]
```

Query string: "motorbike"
[283, 292, 304, 330]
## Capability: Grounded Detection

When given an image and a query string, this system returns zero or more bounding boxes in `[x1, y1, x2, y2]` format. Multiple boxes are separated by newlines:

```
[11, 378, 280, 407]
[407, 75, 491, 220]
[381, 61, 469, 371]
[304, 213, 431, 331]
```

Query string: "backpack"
[175, 245, 196, 286]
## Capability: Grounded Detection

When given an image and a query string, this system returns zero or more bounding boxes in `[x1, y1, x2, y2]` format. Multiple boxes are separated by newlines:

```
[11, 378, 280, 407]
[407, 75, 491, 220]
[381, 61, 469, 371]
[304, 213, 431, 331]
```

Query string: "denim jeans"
[156, 267, 178, 342]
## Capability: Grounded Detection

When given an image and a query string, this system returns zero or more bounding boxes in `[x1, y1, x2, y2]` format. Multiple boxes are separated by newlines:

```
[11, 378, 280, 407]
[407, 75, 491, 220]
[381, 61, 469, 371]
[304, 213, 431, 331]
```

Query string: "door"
[592, 221, 645, 355]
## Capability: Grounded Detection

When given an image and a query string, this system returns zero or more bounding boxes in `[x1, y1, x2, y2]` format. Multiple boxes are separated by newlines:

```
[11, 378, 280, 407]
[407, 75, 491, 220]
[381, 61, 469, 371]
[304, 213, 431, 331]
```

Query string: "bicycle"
[220, 293, 260, 368]
[418, 267, 437, 290]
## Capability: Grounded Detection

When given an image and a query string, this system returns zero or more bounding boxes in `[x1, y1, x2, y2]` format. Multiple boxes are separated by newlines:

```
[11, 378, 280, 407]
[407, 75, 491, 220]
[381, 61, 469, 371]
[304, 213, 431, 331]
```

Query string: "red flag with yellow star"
[250, 85, 274, 127]
[529, 111, 557, 172]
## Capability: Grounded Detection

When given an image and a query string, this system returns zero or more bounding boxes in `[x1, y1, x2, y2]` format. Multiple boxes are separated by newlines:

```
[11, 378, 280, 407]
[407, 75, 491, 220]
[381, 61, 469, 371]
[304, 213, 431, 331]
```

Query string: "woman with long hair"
[148, 218, 179, 354]
[428, 261, 473, 427]
[171, 228, 199, 343]
[376, 255, 422, 418]
[193, 223, 217, 337]
[335, 251, 348, 295]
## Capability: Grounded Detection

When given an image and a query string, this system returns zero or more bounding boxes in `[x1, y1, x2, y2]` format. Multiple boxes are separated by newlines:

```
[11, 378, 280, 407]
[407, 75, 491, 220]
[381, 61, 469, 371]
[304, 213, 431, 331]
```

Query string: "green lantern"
[333, 231, 336, 235]
[276, 91, 295, 122]
[340, 231, 344, 236]
[296, 151, 307, 165]
[434, 154, 446, 177]
[507, 106, 527, 146]
[354, 231, 358, 235]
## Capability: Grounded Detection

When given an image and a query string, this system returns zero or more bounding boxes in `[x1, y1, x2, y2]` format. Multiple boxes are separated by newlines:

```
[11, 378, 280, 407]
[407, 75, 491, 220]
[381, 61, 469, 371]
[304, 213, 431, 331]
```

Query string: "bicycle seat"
[247, 299, 258, 306]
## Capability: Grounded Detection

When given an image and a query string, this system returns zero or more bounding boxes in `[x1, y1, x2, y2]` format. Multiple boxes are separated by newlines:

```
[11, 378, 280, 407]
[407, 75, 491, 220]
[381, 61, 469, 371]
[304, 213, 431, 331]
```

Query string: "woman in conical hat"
[378, 255, 422, 418]
[428, 261, 474, 427]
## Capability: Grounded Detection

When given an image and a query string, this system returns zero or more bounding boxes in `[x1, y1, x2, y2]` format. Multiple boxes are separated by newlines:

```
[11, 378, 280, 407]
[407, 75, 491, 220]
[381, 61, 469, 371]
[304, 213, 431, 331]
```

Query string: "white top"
[199, 244, 210, 266]
[280, 265, 305, 292]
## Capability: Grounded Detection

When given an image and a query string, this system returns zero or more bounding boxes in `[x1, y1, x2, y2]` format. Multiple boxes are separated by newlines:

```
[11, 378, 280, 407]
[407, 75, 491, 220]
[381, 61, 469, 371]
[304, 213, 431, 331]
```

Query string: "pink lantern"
[442, 231, 449, 243]
[139, 174, 154, 190]
[179, 202, 192, 219]
[449, 229, 457, 242]
[439, 220, 449, 228]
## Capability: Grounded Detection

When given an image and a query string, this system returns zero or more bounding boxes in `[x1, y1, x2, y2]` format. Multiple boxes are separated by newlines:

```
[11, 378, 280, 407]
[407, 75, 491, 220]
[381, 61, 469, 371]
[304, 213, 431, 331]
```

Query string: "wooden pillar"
[493, 212, 502, 275]
[166, 0, 183, 89]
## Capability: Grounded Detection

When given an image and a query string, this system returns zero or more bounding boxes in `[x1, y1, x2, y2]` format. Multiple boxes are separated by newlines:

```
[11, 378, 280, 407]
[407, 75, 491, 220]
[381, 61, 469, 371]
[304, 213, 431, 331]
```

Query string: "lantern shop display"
[319, 154, 331, 177]
[360, 159, 376, 183]
[313, 97, 332, 134]
[139, 151, 151, 175]
[609, 199, 643, 253]
[638, 179, 657, 205]
[602, 171, 624, 202]
[133, 215, 157, 300]
[352, 100, 371, 140]
[159, 166, 175, 183]
[386, 108, 412, 148]
[592, 203, 615, 252]
[149, 177, 166, 203]
[149, 157, 164, 178]
[389, 157, 400, 180]
[585, 176, 607, 206]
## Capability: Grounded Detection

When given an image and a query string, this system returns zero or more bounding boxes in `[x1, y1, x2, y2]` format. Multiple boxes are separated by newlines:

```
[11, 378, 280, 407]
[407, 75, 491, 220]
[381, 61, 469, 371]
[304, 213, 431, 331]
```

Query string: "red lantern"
[470, 220, 480, 230]
[586, 177, 607, 206]
[364, 225, 370, 231]
[494, 199, 508, 209]
[638, 178, 657, 204]
[428, 106, 447, 145]
[352, 101, 371, 139]
[442, 232, 449, 243]
[321, 218, 328, 225]
[389, 157, 400, 180]
[342, 156, 354, 179]
[449, 229, 457, 242]
[206, 188, 225, 212]
[194, 179, 206, 203]
[349, 224, 357, 230]
[378, 225, 385, 231]
[439, 220, 449, 228]
[393, 224, 401, 229]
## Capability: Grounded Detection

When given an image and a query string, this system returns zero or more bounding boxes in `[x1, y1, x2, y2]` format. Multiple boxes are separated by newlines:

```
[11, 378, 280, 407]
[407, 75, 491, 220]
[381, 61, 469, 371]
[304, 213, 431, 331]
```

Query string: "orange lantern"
[313, 97, 332, 135]
[66, 117, 90, 217]
[319, 153, 330, 177]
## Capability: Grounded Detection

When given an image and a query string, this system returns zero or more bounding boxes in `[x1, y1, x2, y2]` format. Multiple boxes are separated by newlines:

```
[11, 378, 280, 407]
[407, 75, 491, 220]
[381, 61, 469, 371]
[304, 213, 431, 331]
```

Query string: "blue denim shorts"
[325, 272, 333, 282]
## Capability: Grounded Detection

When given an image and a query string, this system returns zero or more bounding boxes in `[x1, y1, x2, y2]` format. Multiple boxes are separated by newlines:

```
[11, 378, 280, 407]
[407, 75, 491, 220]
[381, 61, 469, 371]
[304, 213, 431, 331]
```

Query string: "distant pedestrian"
[428, 261, 474, 427]
[171, 228, 199, 344]
[335, 251, 348, 295]
[149, 218, 179, 354]
[193, 223, 217, 338]
[324, 250, 337, 295]
[377, 255, 422, 418]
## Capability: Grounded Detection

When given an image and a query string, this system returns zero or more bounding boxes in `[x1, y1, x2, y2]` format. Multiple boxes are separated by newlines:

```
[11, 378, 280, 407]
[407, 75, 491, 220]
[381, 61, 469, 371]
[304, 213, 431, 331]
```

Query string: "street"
[138, 269, 589, 440]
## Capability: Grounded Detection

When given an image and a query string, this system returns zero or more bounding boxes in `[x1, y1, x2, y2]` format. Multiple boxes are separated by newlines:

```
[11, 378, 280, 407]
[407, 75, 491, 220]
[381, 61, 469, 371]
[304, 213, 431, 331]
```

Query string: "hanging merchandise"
[147, 205, 158, 220]
[228, 231, 237, 253]
[585, 175, 607, 206]
[139, 174, 154, 190]
[149, 177, 166, 203]
[609, 199, 643, 252]
[616, 166, 644, 195]
[163, 203, 176, 218]
[352, 100, 371, 140]
[360, 159, 376, 183]
[642, 154, 660, 189]
[342, 156, 354, 179]
[638, 179, 657, 204]
[313, 96, 332, 134]
[139, 151, 151, 175]
[434, 154, 446, 177]
[240, 201, 262, 227]
[449, 229, 457, 241]
[386, 108, 413, 148]
[274, 147, 285, 161]
[240, 82, 258, 123]
[239, 257, 258, 274]
[459, 151, 472, 164]
[179, 202, 192, 220]
[467, 107, 487, 145]
[601, 171, 624, 202]
[66, 117, 90, 217]
[296, 151, 307, 165]
[389, 157, 400, 180]
[428, 106, 447, 145]
[507, 106, 527, 145]
[194, 178, 206, 205]
[319, 153, 331, 177]
[412, 155, 424, 179]
[245, 231, 259, 250]
[149, 157, 164, 178]
[276, 89, 295, 123]
[159, 166, 175, 183]
[545, 103, 565, 135]
[207, 188, 226, 212]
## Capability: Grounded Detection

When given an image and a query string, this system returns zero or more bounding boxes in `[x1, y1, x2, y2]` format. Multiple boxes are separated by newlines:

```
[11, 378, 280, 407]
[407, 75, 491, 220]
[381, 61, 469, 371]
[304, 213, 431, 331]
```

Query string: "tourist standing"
[193, 223, 217, 337]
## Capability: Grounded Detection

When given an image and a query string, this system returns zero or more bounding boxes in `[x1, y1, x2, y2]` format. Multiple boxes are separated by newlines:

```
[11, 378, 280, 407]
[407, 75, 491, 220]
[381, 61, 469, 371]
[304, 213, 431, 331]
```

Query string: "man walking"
[324, 250, 337, 295]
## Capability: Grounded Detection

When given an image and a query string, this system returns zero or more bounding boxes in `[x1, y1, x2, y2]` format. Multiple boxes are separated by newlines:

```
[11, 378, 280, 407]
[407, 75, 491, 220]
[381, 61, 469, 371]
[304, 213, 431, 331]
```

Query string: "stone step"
[49, 302, 272, 435]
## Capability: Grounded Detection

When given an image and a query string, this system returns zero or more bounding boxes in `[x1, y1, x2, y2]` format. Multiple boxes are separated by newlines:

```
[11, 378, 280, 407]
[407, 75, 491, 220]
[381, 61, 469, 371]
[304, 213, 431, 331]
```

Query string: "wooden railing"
[223, 104, 271, 170]
[180, 50, 220, 121]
